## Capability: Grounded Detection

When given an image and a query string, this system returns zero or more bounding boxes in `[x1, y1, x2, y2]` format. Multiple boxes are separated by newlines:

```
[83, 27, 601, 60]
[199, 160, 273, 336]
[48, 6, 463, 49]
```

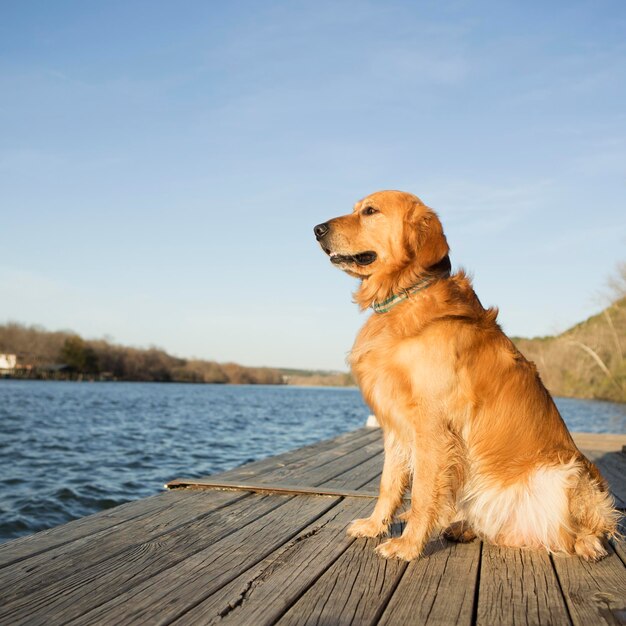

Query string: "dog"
[314, 189, 619, 561]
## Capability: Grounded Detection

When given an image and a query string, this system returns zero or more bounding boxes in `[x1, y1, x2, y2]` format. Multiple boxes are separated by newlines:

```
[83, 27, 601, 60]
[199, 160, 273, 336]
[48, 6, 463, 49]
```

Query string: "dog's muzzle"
[314, 221, 377, 266]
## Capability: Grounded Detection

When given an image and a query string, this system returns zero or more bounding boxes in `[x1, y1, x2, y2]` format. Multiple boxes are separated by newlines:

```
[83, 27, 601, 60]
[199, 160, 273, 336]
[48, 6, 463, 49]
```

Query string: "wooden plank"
[377, 540, 480, 626]
[261, 436, 381, 489]
[216, 427, 380, 482]
[275, 534, 408, 626]
[174, 497, 374, 624]
[234, 435, 383, 489]
[321, 452, 382, 492]
[612, 539, 626, 571]
[476, 545, 571, 626]
[166, 479, 382, 499]
[0, 489, 246, 601]
[552, 546, 626, 626]
[48, 496, 341, 625]
[591, 452, 626, 509]
[573, 432, 626, 452]
[171, 456, 388, 623]
[69, 443, 382, 620]
[0, 493, 328, 624]
[268, 472, 406, 625]
[611, 517, 626, 567]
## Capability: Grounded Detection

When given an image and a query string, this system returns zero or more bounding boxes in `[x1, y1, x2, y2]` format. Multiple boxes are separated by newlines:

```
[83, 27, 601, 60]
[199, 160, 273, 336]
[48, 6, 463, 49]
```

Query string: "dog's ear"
[405, 207, 449, 269]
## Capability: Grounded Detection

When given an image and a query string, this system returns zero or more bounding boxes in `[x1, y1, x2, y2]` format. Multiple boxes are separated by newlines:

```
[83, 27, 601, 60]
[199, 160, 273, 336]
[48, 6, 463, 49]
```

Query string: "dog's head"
[314, 190, 450, 307]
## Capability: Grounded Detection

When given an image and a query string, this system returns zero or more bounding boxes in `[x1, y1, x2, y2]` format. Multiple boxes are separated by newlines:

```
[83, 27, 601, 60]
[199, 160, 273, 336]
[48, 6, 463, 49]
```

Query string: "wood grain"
[0, 492, 301, 623]
[378, 539, 481, 626]
[173, 455, 388, 624]
[552, 546, 626, 626]
[66, 496, 341, 625]
[476, 544, 571, 626]
[174, 498, 374, 625]
[0, 489, 245, 601]
[275, 534, 408, 626]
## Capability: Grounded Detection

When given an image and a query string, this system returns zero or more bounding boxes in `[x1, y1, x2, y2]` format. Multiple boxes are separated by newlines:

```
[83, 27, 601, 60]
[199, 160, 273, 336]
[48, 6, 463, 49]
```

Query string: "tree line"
[0, 323, 284, 384]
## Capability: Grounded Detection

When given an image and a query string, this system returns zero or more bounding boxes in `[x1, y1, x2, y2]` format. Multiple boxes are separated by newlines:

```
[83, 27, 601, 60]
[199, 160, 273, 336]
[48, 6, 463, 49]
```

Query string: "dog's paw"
[574, 535, 608, 561]
[347, 517, 387, 538]
[375, 537, 421, 561]
[443, 521, 477, 543]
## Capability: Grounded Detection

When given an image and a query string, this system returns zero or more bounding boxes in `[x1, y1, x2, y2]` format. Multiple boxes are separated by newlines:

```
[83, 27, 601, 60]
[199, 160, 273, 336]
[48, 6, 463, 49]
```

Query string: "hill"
[513, 295, 626, 403]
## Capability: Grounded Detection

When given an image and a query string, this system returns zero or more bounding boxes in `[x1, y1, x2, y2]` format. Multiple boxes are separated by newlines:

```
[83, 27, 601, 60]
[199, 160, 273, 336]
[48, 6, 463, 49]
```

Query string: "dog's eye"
[361, 206, 378, 216]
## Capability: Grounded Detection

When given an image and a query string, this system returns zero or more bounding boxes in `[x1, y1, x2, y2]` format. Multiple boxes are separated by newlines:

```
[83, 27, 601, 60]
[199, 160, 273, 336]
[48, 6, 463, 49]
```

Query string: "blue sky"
[1, 0, 625, 370]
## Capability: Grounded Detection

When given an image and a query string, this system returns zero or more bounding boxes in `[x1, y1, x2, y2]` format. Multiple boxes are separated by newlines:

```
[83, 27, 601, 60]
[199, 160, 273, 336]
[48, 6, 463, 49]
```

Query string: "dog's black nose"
[314, 222, 329, 239]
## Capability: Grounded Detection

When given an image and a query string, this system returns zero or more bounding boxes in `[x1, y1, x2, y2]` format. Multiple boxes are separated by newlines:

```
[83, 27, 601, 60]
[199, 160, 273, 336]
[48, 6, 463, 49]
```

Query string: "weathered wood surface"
[0, 428, 623, 626]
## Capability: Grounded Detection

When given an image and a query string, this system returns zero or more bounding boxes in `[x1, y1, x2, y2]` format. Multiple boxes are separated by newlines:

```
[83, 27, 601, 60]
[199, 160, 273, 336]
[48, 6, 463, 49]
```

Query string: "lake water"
[0, 379, 624, 544]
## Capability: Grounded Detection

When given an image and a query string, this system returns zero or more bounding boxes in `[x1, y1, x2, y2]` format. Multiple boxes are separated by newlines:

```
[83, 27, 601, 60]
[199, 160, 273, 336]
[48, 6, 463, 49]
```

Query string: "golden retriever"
[314, 189, 618, 561]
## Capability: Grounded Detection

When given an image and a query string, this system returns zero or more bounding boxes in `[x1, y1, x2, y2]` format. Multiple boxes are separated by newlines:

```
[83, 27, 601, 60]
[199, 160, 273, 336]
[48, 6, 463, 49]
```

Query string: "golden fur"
[315, 190, 619, 561]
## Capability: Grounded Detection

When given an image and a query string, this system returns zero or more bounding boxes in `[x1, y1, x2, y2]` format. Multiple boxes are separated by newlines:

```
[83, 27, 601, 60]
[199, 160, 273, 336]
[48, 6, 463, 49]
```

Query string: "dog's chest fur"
[349, 304, 462, 435]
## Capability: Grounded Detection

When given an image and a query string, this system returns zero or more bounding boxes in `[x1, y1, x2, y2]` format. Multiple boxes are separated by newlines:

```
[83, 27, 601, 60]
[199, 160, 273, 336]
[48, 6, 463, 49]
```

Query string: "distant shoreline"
[0, 373, 357, 388]
[0, 322, 353, 387]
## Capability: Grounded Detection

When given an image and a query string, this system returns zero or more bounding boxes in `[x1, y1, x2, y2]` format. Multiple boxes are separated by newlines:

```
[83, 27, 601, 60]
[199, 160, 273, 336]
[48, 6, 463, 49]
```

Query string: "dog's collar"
[371, 258, 451, 314]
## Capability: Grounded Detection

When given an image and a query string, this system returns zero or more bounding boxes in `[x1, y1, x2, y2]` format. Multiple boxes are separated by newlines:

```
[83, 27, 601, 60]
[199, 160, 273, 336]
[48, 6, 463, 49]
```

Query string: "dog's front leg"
[347, 431, 410, 538]
[376, 428, 444, 560]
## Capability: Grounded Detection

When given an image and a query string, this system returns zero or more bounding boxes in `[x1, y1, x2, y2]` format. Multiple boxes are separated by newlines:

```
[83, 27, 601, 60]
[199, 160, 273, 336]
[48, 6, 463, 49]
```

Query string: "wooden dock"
[0, 429, 624, 625]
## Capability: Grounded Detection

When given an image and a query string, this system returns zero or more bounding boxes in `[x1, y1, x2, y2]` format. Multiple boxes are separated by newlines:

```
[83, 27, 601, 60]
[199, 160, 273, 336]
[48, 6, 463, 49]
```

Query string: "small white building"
[0, 354, 17, 370]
